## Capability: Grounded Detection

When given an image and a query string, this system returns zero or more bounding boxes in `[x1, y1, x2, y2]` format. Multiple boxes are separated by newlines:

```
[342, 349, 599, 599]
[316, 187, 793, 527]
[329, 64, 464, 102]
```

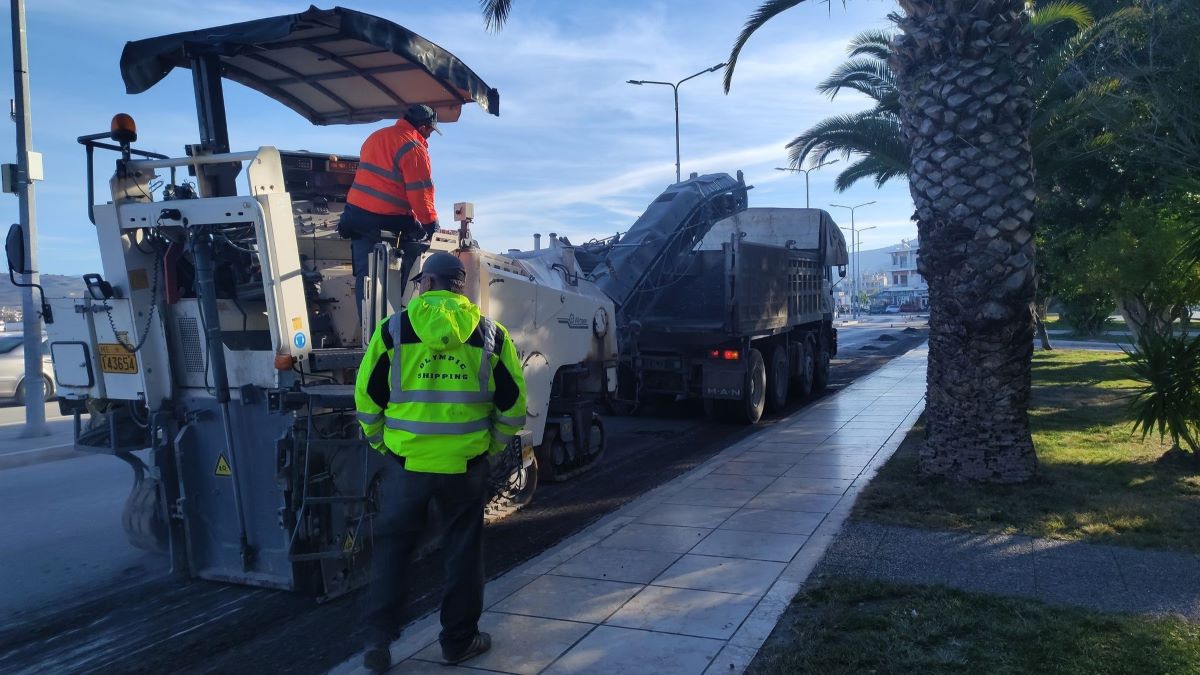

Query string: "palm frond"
[847, 29, 895, 59]
[725, 0, 810, 92]
[833, 155, 908, 192]
[1028, 0, 1093, 34]
[817, 57, 896, 102]
[785, 113, 906, 176]
[479, 0, 513, 31]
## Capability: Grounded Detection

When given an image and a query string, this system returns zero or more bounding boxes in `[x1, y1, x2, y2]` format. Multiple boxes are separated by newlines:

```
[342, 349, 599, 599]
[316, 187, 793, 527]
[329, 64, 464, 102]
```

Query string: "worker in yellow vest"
[355, 252, 526, 672]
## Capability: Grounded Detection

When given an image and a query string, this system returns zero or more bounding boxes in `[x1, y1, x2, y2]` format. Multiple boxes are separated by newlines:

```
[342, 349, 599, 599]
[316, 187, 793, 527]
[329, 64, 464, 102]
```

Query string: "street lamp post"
[855, 225, 877, 313]
[627, 62, 726, 183]
[830, 201, 876, 319]
[774, 159, 838, 208]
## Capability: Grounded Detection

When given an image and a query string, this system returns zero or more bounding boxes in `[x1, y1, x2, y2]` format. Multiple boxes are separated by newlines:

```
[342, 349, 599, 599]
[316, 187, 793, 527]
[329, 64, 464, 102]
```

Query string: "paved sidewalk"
[818, 521, 1200, 620]
[333, 347, 928, 675]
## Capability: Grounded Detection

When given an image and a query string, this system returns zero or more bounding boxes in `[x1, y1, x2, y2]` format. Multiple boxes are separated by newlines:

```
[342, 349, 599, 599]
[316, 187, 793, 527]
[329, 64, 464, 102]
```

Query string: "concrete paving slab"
[719, 508, 826, 537]
[409, 612, 594, 675]
[689, 473, 778, 492]
[653, 554, 785, 596]
[745, 491, 843, 514]
[605, 585, 759, 640]
[598, 522, 712, 554]
[762, 476, 853, 495]
[491, 574, 642, 623]
[661, 487, 759, 509]
[546, 625, 724, 675]
[692, 529, 808, 563]
[736, 450, 808, 464]
[703, 644, 758, 675]
[552, 546, 682, 585]
[782, 464, 866, 480]
[636, 503, 738, 529]
[711, 460, 794, 477]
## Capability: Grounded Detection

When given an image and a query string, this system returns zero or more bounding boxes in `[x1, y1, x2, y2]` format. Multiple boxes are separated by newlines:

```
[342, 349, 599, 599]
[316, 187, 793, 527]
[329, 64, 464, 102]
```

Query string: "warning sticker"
[342, 531, 357, 554]
[214, 454, 232, 477]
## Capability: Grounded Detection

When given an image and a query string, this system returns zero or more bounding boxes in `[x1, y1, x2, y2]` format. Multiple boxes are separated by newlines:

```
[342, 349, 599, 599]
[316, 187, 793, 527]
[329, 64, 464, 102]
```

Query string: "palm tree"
[795, 4, 1094, 193]
[480, 0, 1055, 482]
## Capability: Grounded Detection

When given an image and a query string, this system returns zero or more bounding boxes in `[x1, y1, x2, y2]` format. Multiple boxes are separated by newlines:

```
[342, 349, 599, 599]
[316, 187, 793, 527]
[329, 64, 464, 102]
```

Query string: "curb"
[0, 444, 87, 471]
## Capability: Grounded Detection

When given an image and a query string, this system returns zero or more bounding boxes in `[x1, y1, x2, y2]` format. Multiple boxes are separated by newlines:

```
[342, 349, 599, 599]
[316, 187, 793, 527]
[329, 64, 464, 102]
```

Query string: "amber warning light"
[110, 113, 137, 144]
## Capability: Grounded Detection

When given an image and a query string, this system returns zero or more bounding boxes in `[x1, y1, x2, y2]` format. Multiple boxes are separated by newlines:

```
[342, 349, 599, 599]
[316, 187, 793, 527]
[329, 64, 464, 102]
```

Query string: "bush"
[1125, 326, 1200, 462]
[1059, 292, 1115, 335]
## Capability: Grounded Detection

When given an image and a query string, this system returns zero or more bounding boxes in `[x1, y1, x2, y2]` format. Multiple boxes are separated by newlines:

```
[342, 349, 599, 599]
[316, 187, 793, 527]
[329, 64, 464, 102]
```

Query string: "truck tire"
[792, 339, 815, 398]
[765, 345, 789, 413]
[735, 348, 767, 424]
[813, 336, 832, 392]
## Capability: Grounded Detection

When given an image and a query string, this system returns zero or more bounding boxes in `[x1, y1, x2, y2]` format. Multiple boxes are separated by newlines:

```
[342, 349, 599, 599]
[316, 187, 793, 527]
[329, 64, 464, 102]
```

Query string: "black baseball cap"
[412, 252, 465, 283]
[404, 104, 441, 135]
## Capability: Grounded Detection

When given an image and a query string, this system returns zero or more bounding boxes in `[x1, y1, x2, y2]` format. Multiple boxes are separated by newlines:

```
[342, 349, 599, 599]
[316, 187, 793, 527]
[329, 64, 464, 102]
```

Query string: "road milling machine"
[16, 7, 616, 599]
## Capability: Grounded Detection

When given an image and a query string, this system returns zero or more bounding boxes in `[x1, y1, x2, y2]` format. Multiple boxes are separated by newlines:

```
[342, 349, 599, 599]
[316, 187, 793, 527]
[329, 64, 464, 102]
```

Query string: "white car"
[884, 305, 901, 314]
[0, 334, 56, 403]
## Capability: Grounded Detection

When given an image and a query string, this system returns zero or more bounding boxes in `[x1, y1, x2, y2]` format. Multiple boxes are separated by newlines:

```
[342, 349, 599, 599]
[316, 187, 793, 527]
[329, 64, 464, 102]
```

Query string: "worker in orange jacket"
[339, 103, 442, 315]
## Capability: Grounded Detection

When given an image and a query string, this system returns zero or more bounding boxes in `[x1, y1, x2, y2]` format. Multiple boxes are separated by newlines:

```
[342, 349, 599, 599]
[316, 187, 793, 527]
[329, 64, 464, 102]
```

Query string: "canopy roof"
[120, 5, 499, 125]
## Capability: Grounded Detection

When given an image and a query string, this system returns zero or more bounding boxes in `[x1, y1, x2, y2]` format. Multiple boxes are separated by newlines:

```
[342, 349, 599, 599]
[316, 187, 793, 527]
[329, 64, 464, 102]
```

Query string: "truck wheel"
[765, 345, 789, 413]
[792, 339, 815, 398]
[735, 349, 766, 424]
[813, 338, 831, 392]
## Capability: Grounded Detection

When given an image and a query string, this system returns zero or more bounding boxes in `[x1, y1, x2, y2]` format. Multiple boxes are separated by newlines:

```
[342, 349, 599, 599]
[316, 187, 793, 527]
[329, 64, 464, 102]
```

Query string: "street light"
[627, 62, 726, 183]
[830, 201, 876, 319]
[774, 159, 839, 208]
[855, 225, 878, 312]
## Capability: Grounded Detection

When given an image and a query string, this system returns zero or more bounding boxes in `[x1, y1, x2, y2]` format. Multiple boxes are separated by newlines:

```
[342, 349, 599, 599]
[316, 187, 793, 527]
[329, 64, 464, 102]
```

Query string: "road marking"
[0, 442, 75, 456]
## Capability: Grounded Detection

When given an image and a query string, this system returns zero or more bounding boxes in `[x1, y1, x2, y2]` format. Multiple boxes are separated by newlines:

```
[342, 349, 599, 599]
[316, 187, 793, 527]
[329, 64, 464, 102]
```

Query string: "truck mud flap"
[702, 362, 744, 400]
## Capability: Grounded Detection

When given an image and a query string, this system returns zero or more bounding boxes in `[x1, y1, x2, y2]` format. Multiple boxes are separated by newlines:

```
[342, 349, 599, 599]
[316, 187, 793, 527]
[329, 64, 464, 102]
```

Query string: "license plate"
[97, 343, 139, 374]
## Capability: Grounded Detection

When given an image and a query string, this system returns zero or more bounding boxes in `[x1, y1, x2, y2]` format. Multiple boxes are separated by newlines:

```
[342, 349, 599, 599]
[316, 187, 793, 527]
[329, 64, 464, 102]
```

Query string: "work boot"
[442, 631, 491, 665]
[363, 644, 391, 673]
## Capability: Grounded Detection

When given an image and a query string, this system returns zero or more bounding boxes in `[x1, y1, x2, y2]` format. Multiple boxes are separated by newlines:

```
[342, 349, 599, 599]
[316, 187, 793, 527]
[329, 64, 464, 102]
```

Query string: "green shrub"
[1125, 326, 1200, 460]
[1060, 292, 1115, 335]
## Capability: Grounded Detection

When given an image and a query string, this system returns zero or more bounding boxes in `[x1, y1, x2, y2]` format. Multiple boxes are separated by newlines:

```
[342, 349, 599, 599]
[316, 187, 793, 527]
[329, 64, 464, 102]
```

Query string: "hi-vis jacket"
[346, 118, 438, 225]
[354, 290, 527, 474]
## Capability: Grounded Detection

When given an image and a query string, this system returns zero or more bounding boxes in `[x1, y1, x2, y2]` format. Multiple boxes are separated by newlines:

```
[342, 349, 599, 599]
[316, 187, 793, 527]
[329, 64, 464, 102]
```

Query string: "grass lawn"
[855, 350, 1200, 553]
[1041, 313, 1133, 344]
[747, 579, 1200, 675]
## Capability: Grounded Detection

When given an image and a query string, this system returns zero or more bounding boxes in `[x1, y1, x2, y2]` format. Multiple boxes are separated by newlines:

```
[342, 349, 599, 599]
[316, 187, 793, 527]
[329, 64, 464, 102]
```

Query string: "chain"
[105, 249, 162, 354]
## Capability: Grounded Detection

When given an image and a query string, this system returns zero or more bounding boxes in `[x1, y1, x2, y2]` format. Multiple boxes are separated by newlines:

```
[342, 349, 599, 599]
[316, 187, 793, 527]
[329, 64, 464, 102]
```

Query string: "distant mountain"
[0, 273, 84, 308]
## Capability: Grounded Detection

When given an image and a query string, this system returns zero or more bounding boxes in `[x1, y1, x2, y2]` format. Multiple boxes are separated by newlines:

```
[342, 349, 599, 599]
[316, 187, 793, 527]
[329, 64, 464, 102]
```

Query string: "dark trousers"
[343, 204, 420, 316]
[362, 456, 488, 654]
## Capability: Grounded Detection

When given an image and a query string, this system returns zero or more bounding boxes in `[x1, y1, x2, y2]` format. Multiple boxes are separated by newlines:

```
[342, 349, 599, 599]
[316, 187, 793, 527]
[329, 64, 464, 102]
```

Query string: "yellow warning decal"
[292, 316, 303, 330]
[214, 454, 233, 477]
[343, 531, 356, 554]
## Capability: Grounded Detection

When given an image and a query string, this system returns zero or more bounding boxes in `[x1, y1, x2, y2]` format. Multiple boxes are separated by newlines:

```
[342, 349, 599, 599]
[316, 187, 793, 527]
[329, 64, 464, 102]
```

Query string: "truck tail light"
[708, 349, 741, 360]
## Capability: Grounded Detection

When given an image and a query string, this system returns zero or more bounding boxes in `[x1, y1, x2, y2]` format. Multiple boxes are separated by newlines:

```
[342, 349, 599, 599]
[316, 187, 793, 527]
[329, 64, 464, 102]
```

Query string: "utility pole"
[9, 0, 47, 437]
[856, 225, 877, 312]
[774, 159, 838, 208]
[627, 62, 725, 183]
[831, 201, 875, 319]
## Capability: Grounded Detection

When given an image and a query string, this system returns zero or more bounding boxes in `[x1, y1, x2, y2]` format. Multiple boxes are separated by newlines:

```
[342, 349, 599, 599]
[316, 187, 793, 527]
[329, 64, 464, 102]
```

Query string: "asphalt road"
[0, 319, 928, 674]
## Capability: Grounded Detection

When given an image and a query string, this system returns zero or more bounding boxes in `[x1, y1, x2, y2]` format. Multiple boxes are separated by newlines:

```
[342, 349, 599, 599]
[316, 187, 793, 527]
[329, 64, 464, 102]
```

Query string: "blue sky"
[0, 0, 912, 275]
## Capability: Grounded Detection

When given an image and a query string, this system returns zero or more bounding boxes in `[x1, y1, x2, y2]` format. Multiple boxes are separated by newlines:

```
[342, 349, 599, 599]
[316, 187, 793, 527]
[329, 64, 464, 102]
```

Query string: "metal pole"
[672, 84, 681, 183]
[11, 0, 47, 437]
[831, 201, 875, 319]
[628, 63, 724, 185]
[776, 160, 838, 209]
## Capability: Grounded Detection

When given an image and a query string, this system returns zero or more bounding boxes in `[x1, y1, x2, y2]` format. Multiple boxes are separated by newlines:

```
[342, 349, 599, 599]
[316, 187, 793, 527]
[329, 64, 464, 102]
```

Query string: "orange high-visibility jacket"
[346, 119, 437, 224]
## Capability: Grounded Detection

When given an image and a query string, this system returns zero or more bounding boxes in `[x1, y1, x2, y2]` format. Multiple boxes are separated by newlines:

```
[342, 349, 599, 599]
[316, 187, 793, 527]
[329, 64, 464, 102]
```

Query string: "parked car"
[0, 333, 56, 403]
[884, 305, 901, 314]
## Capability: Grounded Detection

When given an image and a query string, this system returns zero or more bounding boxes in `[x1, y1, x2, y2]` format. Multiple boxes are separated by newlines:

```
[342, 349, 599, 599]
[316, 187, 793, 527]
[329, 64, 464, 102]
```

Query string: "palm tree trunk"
[892, 0, 1039, 482]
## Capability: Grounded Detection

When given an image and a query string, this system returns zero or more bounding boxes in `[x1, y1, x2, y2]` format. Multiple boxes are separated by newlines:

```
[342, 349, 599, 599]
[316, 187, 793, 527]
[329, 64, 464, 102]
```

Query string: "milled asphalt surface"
[817, 512, 1200, 620]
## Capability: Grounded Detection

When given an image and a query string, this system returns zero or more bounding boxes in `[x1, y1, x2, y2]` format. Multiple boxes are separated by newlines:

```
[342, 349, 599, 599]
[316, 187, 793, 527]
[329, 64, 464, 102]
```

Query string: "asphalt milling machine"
[14, 7, 848, 604]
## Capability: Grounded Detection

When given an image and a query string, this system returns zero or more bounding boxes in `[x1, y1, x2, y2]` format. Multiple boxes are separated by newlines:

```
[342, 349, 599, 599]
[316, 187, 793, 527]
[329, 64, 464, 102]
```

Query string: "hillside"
[0, 273, 84, 308]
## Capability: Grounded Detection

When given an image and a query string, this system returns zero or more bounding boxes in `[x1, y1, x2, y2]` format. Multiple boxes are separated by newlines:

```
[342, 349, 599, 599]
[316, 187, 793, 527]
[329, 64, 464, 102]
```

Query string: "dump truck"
[580, 173, 849, 424]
